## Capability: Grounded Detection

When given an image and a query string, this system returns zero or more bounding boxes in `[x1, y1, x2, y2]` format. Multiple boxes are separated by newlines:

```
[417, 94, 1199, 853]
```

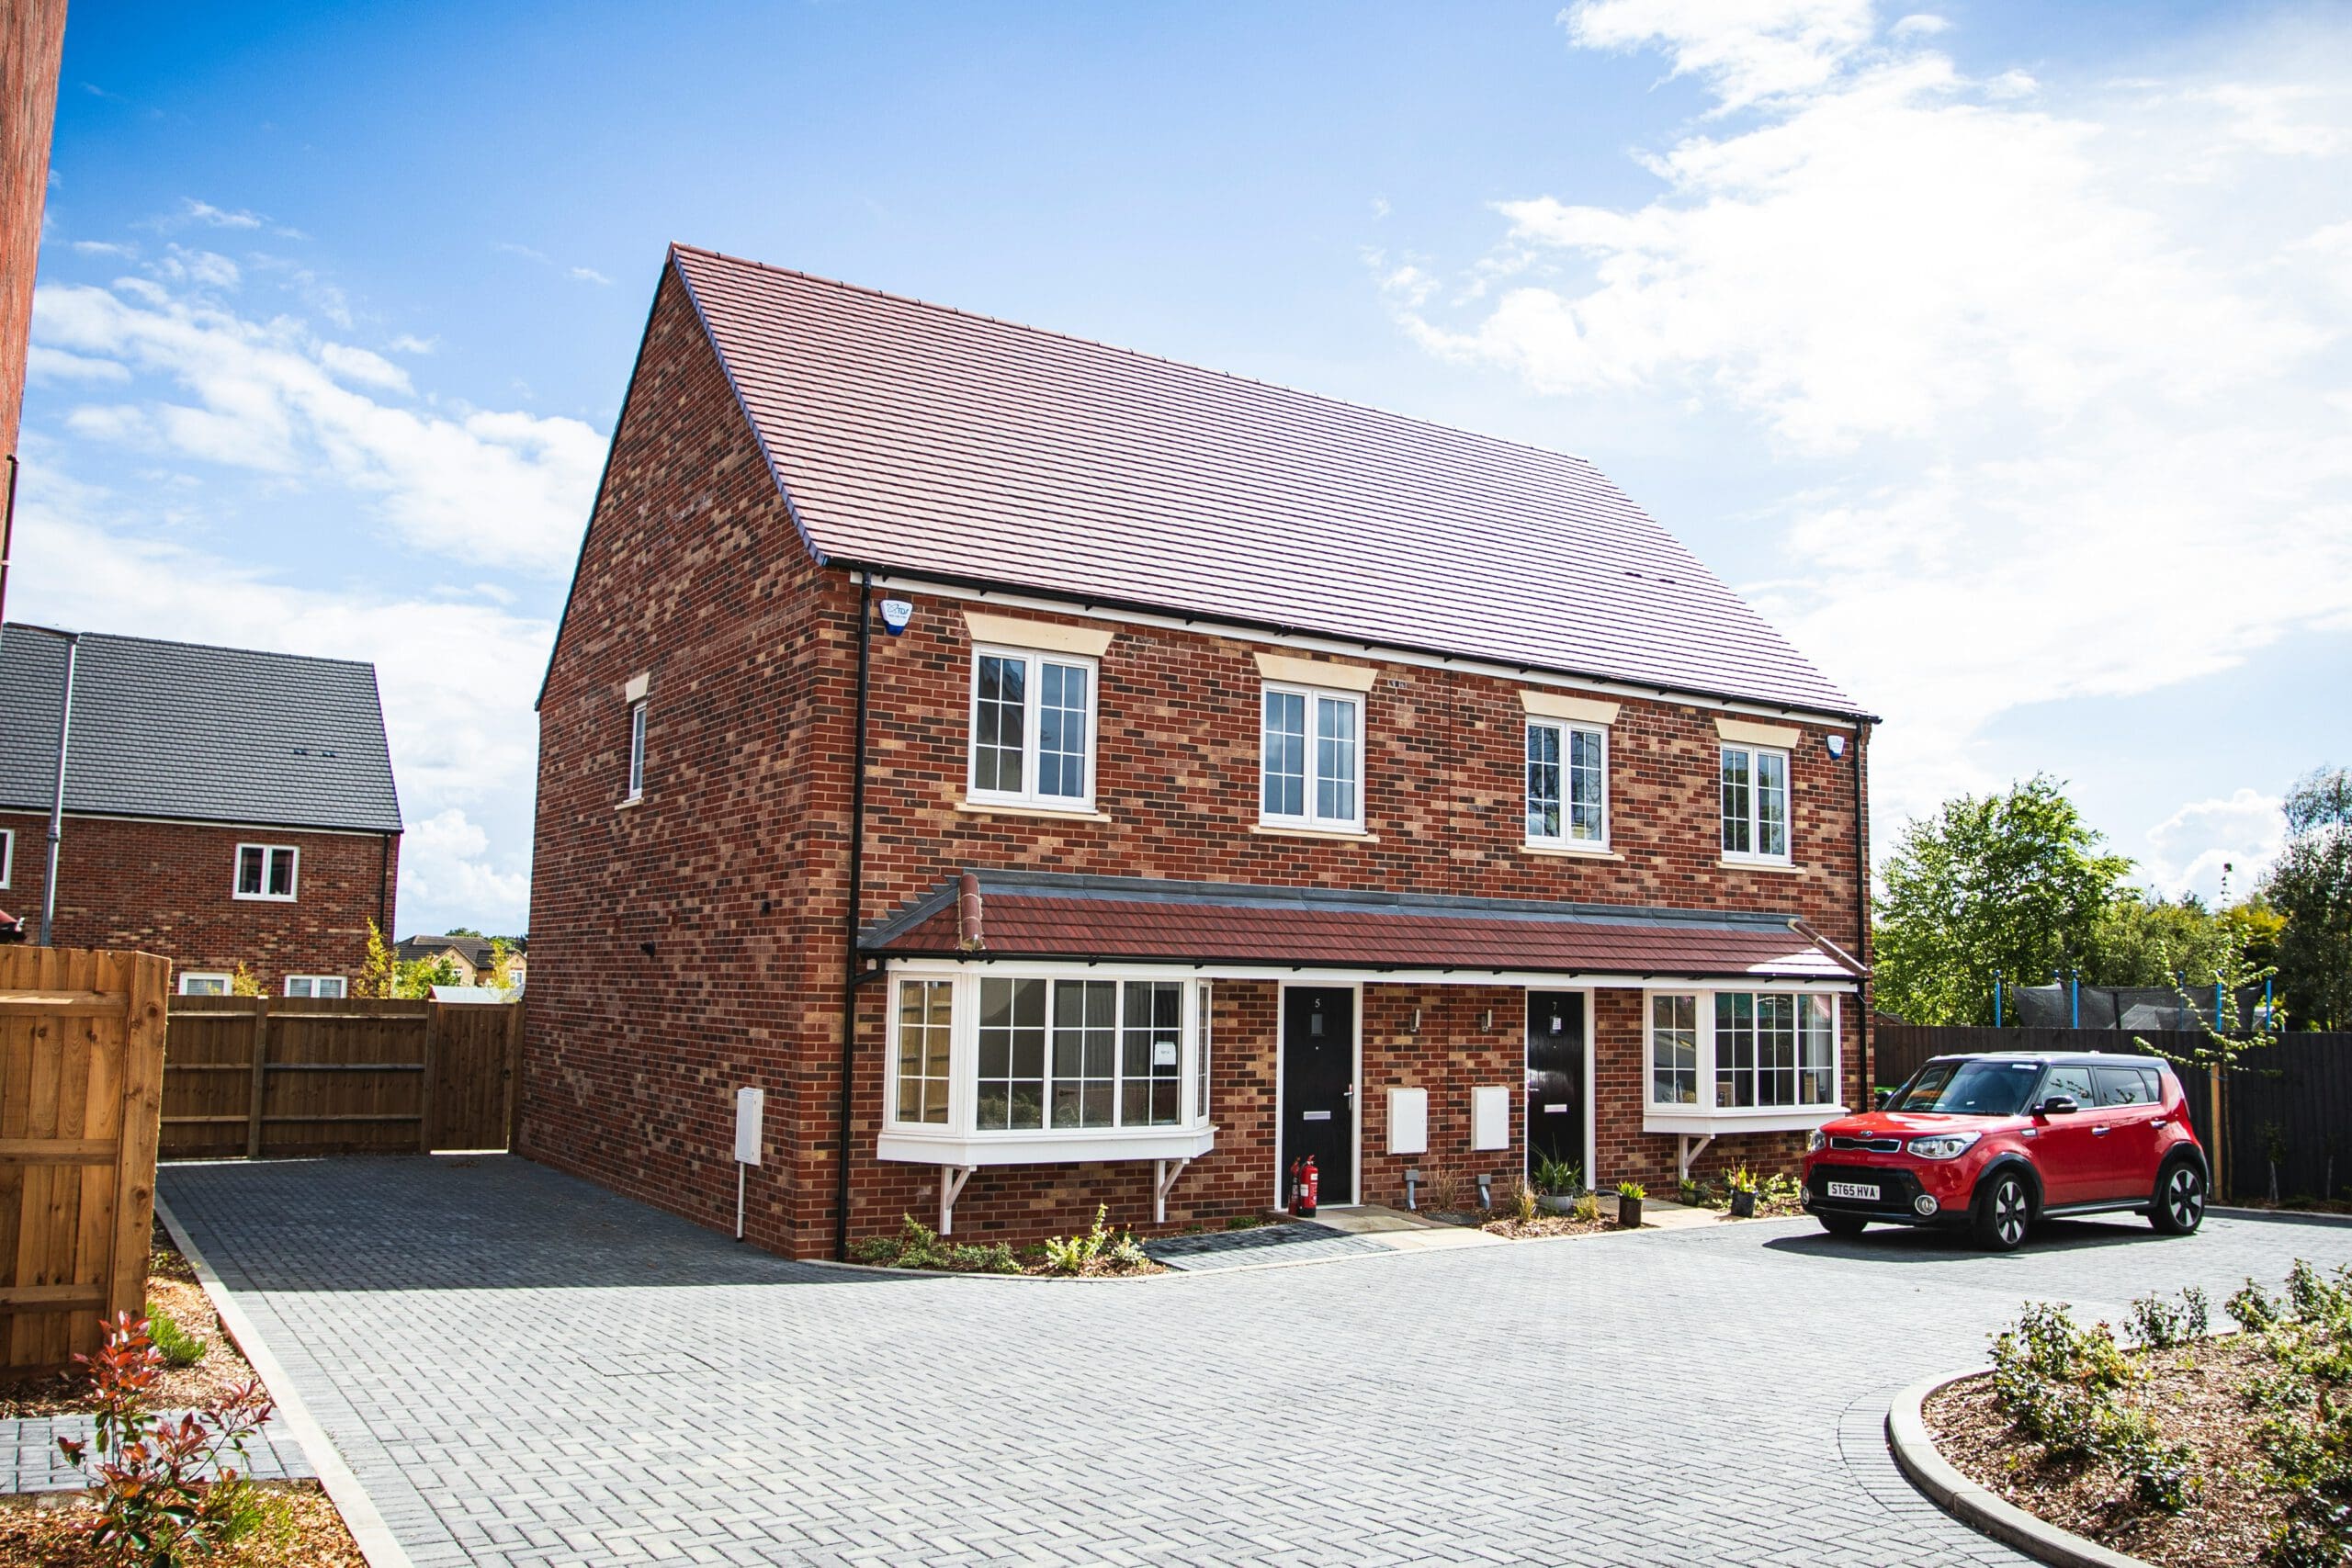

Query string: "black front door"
[1526, 991, 1586, 1175]
[1281, 987, 1355, 1206]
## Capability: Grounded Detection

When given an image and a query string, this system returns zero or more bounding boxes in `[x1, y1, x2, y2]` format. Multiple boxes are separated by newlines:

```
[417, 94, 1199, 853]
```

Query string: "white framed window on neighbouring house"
[1260, 682, 1363, 831]
[1720, 743, 1791, 863]
[1645, 989, 1841, 1125]
[0, 826, 12, 889]
[178, 972, 232, 997]
[232, 844, 299, 901]
[1526, 720, 1607, 847]
[285, 976, 346, 998]
[626, 700, 648, 801]
[967, 646, 1097, 809]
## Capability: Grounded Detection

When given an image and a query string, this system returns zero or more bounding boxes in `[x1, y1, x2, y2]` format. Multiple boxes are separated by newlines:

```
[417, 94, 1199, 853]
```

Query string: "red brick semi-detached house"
[0, 625, 401, 994]
[525, 243, 1880, 1259]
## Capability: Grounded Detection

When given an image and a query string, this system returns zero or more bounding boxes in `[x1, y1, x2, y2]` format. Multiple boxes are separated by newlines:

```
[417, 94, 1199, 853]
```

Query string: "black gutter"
[825, 557, 1883, 728]
[833, 573, 874, 1262]
[0, 455, 17, 630]
[1852, 721, 1871, 1097]
[378, 832, 393, 949]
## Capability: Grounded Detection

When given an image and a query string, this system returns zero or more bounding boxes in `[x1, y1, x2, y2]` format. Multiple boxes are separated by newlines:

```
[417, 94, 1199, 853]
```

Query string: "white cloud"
[494, 240, 613, 287]
[71, 240, 133, 258]
[566, 265, 613, 286]
[176, 198, 263, 231]
[1392, 10, 2352, 836]
[152, 245, 240, 289]
[31, 281, 604, 573]
[1890, 14, 1948, 39]
[26, 344, 130, 383]
[2141, 789, 2287, 904]
[386, 333, 437, 355]
[401, 808, 532, 921]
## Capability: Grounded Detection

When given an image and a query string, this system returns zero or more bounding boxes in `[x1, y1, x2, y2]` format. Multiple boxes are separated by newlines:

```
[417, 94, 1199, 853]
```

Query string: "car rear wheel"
[2150, 1158, 2206, 1235]
[1971, 1171, 2031, 1252]
[1816, 1213, 1867, 1238]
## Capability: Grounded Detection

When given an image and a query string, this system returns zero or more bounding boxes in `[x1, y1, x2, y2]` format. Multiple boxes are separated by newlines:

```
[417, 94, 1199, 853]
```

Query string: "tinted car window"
[1891, 1060, 2041, 1116]
[2142, 1067, 2166, 1103]
[2095, 1066, 2154, 1107]
[2041, 1065, 2096, 1106]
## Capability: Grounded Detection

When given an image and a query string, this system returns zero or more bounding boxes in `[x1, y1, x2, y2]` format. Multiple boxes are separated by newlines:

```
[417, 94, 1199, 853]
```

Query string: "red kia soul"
[1802, 1053, 2210, 1251]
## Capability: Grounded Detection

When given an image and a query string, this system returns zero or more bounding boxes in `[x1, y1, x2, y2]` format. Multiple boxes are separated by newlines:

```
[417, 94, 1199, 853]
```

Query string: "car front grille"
[1830, 1135, 1903, 1153]
[1807, 1163, 1928, 1215]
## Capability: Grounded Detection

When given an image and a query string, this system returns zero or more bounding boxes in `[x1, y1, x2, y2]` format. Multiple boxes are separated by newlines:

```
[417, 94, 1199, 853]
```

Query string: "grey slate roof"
[670, 244, 1867, 718]
[0, 625, 402, 834]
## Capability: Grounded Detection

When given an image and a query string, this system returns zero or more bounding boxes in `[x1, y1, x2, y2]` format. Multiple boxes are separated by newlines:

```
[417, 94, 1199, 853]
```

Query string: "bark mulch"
[1926, 1337, 2294, 1568]
[1469, 1213, 1629, 1238]
[0, 1481, 363, 1567]
[0, 1231, 255, 1418]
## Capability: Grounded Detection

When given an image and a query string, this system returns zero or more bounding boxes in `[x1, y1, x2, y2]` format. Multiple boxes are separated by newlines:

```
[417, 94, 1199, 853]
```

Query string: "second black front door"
[1280, 987, 1355, 1206]
[1526, 991, 1587, 1174]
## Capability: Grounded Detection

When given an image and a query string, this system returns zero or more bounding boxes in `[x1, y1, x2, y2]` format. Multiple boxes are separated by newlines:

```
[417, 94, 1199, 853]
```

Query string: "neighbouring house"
[524, 244, 1876, 1258]
[396, 932, 524, 989]
[0, 626, 402, 996]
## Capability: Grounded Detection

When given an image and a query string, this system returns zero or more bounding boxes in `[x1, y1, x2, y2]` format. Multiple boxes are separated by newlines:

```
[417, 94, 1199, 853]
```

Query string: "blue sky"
[21, 0, 2352, 936]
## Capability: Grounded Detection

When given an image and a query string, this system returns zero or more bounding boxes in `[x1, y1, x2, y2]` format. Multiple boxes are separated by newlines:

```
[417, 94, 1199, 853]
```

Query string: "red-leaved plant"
[55, 1312, 275, 1567]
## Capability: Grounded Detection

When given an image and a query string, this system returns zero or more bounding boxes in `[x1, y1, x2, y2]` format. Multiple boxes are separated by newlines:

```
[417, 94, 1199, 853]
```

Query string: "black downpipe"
[834, 573, 874, 1260]
[1852, 723, 1870, 1099]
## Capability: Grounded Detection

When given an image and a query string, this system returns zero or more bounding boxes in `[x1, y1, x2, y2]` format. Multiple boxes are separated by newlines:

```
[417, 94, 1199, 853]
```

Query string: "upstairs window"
[233, 844, 299, 902]
[1526, 721, 1607, 846]
[969, 647, 1096, 808]
[0, 826, 11, 889]
[1720, 744, 1791, 862]
[1261, 683, 1362, 831]
[625, 700, 648, 801]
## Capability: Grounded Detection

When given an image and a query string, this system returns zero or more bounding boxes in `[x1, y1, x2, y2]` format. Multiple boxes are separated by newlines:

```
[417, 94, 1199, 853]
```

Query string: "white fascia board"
[865, 574, 1867, 727]
[879, 957, 1857, 992]
[877, 1126, 1218, 1167]
[1642, 1108, 1848, 1136]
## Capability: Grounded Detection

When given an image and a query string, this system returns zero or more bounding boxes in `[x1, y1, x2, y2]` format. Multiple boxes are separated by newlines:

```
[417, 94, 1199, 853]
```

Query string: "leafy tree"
[2265, 765, 2352, 1029]
[356, 919, 460, 998]
[1875, 775, 2132, 1024]
[2078, 893, 2230, 987]
[443, 926, 485, 939]
[228, 963, 264, 998]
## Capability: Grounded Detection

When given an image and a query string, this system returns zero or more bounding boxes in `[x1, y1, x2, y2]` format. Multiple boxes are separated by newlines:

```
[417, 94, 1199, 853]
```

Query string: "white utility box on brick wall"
[1386, 1088, 1429, 1155]
[1471, 1085, 1511, 1151]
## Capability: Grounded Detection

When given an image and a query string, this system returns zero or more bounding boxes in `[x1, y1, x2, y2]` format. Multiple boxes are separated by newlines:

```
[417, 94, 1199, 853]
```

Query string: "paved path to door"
[160, 1156, 2352, 1568]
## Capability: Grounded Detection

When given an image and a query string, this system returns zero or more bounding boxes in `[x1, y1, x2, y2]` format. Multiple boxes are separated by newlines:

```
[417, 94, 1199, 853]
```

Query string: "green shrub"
[852, 1214, 1017, 1274]
[1041, 1204, 1150, 1276]
[1569, 1192, 1602, 1224]
[146, 1303, 208, 1368]
[1615, 1179, 1645, 1201]
[1532, 1155, 1581, 1197]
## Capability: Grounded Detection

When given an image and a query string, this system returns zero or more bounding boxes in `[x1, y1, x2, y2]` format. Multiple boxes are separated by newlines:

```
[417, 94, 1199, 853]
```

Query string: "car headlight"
[1807, 1129, 1827, 1153]
[1905, 1132, 1982, 1160]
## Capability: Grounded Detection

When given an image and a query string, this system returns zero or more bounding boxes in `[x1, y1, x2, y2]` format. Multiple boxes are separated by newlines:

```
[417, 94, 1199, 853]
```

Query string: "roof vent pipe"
[956, 872, 985, 953]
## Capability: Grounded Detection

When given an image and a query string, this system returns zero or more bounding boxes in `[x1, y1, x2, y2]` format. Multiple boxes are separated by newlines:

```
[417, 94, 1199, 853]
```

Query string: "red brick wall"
[0, 811, 396, 988]
[526, 254, 1874, 1258]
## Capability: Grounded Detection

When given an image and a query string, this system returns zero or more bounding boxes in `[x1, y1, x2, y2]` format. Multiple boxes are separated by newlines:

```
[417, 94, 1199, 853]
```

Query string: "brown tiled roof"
[864, 873, 1860, 982]
[669, 245, 1864, 717]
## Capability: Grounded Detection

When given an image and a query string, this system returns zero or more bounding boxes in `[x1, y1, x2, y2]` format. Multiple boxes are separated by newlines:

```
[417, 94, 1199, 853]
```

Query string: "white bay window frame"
[878, 964, 1217, 1167]
[1642, 986, 1846, 1134]
[967, 644, 1099, 811]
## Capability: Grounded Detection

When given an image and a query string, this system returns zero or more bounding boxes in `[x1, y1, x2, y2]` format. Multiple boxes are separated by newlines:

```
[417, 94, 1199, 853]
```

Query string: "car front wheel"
[2151, 1159, 2207, 1235]
[1816, 1213, 1867, 1238]
[1971, 1171, 2031, 1252]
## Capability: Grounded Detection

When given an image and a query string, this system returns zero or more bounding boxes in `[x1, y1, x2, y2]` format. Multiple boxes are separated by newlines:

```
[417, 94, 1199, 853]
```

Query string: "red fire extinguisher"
[1290, 1155, 1319, 1218]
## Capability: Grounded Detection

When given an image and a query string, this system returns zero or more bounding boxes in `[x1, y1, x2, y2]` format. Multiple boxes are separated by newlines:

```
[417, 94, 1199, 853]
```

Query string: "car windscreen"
[1889, 1059, 2042, 1117]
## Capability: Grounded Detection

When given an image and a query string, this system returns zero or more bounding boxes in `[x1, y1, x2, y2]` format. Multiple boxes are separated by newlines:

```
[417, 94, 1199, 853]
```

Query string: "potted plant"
[1615, 1179, 1645, 1229]
[1725, 1165, 1758, 1219]
[1533, 1155, 1583, 1214]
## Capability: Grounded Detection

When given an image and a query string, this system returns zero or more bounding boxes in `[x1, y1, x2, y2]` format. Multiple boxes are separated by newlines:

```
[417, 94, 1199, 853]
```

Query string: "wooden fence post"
[503, 999, 525, 1151]
[104, 953, 169, 1328]
[418, 1004, 440, 1155]
[244, 999, 269, 1159]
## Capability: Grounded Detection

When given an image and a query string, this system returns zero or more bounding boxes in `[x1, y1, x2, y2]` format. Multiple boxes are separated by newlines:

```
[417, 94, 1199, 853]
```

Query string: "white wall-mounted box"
[1471, 1085, 1510, 1151]
[1387, 1088, 1429, 1155]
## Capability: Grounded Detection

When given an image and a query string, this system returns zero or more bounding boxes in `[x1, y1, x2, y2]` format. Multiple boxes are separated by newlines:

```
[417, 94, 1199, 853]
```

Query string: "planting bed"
[0, 1481, 362, 1567]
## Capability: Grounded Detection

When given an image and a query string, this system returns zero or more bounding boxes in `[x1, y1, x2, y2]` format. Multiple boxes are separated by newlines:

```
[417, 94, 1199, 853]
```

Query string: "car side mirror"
[1874, 1089, 1895, 1110]
[2038, 1095, 2079, 1117]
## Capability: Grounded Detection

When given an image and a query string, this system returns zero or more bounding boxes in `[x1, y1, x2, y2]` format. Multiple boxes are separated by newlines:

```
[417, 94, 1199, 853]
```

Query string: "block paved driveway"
[161, 1156, 2352, 1568]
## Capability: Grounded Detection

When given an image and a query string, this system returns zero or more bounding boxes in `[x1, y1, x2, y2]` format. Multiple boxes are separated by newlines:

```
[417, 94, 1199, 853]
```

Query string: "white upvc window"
[179, 972, 232, 997]
[1645, 990, 1841, 1124]
[1526, 720, 1607, 846]
[232, 844, 299, 901]
[967, 645, 1097, 809]
[1720, 744, 1791, 863]
[1260, 682, 1363, 831]
[625, 700, 648, 801]
[879, 967, 1216, 1168]
[285, 976, 346, 998]
[0, 827, 12, 889]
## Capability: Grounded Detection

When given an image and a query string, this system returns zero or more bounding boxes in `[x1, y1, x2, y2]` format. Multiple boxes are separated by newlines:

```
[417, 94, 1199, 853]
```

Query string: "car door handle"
[2092, 1124, 2112, 1136]
[2151, 1119, 2167, 1131]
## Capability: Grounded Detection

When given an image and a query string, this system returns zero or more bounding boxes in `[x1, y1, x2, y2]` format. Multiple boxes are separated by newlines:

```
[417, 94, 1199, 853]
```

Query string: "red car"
[1802, 1052, 2211, 1252]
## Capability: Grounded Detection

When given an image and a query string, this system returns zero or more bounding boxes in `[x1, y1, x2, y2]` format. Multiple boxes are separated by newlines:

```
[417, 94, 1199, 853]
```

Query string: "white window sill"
[231, 894, 298, 904]
[956, 800, 1110, 822]
[877, 1125, 1216, 1167]
[1252, 822, 1377, 842]
[1643, 1106, 1847, 1136]
[1523, 840, 1620, 861]
[1719, 855, 1800, 874]
[616, 795, 642, 811]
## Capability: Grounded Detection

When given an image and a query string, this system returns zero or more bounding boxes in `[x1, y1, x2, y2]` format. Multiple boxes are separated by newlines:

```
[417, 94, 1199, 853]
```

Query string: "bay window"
[1645, 988, 1844, 1131]
[1527, 720, 1607, 846]
[969, 646, 1096, 809]
[1261, 682, 1362, 831]
[883, 968, 1216, 1166]
[1720, 744, 1791, 863]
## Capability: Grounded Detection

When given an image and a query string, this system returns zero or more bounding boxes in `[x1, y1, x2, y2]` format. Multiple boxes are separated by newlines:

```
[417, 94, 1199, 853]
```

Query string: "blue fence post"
[1994, 970, 2002, 1028]
[2071, 970, 2081, 1029]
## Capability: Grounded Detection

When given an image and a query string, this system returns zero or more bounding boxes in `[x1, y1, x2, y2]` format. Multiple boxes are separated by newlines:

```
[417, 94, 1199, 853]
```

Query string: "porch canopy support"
[936, 1164, 977, 1236]
[1152, 1156, 1192, 1224]
[1677, 1134, 1713, 1184]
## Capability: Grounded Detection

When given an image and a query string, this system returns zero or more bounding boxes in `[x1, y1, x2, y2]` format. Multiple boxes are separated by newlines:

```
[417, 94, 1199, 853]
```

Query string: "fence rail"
[161, 997, 521, 1159]
[1873, 1024, 2352, 1206]
[0, 946, 169, 1372]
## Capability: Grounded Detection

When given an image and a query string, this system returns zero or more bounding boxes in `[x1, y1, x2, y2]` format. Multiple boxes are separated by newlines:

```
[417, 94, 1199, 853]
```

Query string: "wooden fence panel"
[159, 998, 520, 1159]
[0, 945, 169, 1372]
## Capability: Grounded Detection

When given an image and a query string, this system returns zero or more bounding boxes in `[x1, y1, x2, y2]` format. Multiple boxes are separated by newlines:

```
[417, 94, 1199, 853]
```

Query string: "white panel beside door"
[1471, 1085, 1511, 1151]
[1387, 1088, 1429, 1155]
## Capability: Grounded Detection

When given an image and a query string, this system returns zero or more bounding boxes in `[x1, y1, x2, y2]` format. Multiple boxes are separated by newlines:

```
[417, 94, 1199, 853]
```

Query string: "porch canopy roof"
[862, 870, 1864, 983]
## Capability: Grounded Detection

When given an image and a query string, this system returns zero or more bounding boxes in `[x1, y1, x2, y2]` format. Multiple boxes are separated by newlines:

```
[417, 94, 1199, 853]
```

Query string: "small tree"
[226, 964, 263, 998]
[2133, 912, 2284, 1076]
[2265, 765, 2352, 1029]
[356, 919, 398, 999]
